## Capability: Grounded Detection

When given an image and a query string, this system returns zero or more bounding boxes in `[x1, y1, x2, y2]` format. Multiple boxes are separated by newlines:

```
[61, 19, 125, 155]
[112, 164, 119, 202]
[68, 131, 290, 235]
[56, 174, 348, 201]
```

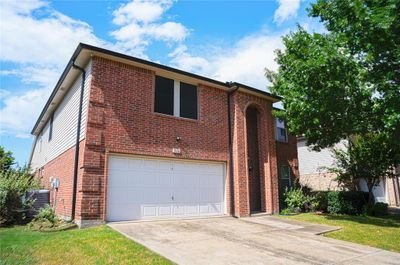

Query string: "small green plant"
[284, 187, 314, 213]
[280, 208, 293, 215]
[29, 204, 59, 230]
[35, 204, 57, 223]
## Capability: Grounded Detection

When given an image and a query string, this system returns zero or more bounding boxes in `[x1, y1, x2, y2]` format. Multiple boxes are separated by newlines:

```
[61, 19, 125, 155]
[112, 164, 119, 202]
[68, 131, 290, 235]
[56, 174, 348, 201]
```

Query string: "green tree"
[267, 0, 400, 150]
[329, 134, 398, 204]
[0, 146, 15, 171]
[266, 0, 399, 167]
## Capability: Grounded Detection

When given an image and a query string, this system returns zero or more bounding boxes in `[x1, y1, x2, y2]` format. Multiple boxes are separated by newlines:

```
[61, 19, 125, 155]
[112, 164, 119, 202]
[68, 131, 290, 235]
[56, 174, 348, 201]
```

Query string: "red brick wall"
[37, 140, 85, 220]
[78, 56, 231, 221]
[38, 56, 283, 223]
[230, 92, 279, 216]
[276, 134, 299, 182]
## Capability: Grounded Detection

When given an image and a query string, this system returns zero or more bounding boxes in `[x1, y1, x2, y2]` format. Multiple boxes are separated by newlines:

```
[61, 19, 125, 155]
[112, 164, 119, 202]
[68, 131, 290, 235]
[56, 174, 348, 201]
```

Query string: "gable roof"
[31, 43, 282, 135]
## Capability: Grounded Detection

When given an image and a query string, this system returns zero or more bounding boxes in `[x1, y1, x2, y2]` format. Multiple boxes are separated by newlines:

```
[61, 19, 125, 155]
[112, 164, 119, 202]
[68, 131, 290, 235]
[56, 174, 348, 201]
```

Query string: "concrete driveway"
[109, 216, 400, 265]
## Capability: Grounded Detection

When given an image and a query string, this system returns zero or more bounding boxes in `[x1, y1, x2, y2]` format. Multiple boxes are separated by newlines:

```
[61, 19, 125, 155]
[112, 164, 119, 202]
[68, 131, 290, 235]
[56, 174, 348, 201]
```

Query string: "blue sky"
[0, 0, 322, 166]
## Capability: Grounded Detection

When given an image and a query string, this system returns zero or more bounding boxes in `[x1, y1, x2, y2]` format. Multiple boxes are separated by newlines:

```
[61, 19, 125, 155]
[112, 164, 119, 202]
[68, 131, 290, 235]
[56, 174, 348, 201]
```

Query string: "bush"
[327, 191, 368, 215]
[29, 204, 58, 230]
[364, 202, 388, 216]
[284, 187, 314, 213]
[35, 204, 57, 223]
[311, 191, 329, 212]
[0, 168, 40, 226]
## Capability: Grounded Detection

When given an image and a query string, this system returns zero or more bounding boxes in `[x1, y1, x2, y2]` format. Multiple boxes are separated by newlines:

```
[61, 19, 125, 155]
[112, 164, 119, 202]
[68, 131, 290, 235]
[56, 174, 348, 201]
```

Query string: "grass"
[0, 225, 173, 265]
[281, 213, 400, 252]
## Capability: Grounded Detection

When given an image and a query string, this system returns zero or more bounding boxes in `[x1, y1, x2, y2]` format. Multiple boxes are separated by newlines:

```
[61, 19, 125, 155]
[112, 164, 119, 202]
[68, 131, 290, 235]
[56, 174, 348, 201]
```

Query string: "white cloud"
[0, 0, 189, 138]
[169, 31, 285, 90]
[111, 0, 189, 56]
[112, 0, 173, 24]
[0, 88, 49, 138]
[0, 0, 106, 66]
[168, 45, 210, 74]
[0, 0, 109, 138]
[274, 0, 301, 24]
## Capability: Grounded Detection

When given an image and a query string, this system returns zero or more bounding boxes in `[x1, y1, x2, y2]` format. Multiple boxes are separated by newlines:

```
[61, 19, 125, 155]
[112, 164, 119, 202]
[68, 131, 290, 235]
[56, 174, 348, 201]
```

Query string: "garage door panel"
[107, 204, 142, 222]
[107, 156, 225, 221]
[209, 203, 222, 213]
[158, 205, 172, 216]
[173, 189, 199, 203]
[109, 157, 128, 169]
[173, 173, 199, 187]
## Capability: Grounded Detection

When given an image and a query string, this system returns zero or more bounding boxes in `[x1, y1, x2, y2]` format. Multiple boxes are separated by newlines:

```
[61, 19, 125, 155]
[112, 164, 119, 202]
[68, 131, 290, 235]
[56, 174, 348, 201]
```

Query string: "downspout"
[227, 84, 239, 217]
[70, 61, 86, 222]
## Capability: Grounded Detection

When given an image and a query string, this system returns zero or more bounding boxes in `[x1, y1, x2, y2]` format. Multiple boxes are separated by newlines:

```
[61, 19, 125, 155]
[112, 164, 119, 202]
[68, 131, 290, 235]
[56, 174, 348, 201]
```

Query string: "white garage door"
[107, 155, 226, 221]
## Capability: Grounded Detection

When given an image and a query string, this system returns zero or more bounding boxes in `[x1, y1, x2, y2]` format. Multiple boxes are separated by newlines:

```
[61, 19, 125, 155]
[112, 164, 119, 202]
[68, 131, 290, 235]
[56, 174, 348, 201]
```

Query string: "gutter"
[70, 61, 86, 222]
[227, 83, 240, 217]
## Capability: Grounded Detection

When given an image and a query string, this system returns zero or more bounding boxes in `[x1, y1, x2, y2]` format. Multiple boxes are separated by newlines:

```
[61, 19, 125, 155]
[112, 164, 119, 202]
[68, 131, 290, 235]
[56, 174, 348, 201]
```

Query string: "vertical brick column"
[231, 92, 279, 216]
[75, 57, 107, 226]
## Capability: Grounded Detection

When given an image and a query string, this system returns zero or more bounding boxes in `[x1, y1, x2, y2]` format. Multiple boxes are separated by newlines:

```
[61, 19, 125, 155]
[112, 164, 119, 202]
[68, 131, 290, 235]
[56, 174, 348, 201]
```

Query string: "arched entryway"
[246, 107, 262, 213]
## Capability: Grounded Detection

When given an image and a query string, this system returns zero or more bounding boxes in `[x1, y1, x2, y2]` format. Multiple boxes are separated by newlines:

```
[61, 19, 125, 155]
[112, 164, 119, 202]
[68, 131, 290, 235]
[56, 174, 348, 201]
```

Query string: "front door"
[246, 107, 261, 213]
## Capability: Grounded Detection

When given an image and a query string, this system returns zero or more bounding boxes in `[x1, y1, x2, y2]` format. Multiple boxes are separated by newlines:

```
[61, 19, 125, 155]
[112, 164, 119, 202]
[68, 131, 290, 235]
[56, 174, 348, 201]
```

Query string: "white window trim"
[275, 119, 288, 142]
[155, 76, 198, 120]
[280, 165, 292, 186]
[173, 80, 180, 117]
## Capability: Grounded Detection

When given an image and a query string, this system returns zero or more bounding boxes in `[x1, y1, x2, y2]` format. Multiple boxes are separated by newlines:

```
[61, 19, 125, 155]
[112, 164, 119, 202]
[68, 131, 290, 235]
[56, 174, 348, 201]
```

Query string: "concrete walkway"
[109, 216, 400, 265]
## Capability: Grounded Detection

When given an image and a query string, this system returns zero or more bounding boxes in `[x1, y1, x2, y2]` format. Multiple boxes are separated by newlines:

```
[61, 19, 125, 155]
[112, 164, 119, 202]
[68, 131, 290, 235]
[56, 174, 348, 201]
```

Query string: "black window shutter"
[180, 82, 198, 119]
[154, 76, 174, 115]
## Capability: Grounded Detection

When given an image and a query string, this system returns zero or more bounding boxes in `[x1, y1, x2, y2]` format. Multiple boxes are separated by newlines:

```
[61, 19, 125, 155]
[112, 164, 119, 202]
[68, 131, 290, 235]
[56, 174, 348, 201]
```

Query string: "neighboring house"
[297, 137, 400, 206]
[29, 43, 298, 227]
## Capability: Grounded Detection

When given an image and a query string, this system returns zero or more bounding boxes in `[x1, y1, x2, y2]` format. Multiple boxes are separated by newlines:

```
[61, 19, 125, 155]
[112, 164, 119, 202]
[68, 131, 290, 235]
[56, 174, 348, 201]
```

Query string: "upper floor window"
[275, 118, 288, 142]
[279, 165, 292, 186]
[48, 114, 54, 141]
[154, 75, 198, 120]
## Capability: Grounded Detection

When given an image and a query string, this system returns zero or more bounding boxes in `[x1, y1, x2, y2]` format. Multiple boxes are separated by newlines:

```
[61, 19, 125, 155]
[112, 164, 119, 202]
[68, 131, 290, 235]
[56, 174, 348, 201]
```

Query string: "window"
[39, 132, 43, 153]
[275, 118, 288, 142]
[154, 76, 174, 115]
[48, 114, 54, 141]
[180, 82, 197, 119]
[154, 75, 198, 120]
[279, 165, 291, 186]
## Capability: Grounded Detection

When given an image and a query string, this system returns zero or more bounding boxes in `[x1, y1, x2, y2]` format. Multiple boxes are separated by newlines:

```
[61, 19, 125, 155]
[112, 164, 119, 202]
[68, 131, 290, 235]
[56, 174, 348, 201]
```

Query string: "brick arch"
[231, 93, 279, 216]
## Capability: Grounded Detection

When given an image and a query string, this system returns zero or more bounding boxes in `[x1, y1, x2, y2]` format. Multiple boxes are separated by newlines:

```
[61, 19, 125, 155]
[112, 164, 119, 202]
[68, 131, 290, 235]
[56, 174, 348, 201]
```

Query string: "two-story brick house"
[29, 43, 298, 227]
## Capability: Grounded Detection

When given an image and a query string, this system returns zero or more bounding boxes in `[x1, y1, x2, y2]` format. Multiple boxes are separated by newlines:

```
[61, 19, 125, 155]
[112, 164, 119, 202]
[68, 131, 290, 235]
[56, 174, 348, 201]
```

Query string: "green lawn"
[0, 225, 173, 265]
[281, 213, 400, 252]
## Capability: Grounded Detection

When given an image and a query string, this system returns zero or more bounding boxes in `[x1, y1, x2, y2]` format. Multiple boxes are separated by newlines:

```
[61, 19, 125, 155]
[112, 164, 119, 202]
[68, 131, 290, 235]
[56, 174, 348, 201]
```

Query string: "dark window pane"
[49, 114, 54, 141]
[180, 82, 197, 119]
[154, 76, 174, 115]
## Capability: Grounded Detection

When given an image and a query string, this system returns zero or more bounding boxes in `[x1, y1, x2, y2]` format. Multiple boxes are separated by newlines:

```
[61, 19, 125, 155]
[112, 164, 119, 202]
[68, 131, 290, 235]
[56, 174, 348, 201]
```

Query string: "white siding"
[297, 139, 347, 175]
[359, 179, 386, 202]
[30, 61, 92, 170]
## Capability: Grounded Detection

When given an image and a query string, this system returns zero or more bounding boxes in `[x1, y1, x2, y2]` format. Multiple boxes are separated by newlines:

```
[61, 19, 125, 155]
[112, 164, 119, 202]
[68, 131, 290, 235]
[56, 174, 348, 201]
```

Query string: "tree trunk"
[367, 183, 374, 205]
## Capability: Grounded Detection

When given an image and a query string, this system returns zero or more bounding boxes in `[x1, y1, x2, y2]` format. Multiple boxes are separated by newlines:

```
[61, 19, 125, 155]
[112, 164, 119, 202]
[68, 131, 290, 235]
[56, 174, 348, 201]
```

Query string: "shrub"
[364, 202, 389, 216]
[327, 191, 367, 215]
[311, 191, 329, 212]
[35, 204, 57, 223]
[284, 187, 314, 213]
[29, 204, 59, 230]
[0, 168, 40, 226]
